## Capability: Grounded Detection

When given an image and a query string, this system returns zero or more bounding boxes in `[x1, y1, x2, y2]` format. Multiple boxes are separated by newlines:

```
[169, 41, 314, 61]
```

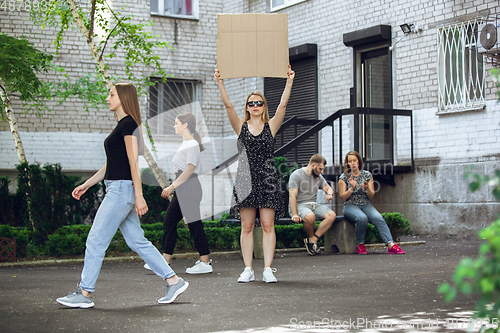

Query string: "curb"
[0, 241, 426, 267]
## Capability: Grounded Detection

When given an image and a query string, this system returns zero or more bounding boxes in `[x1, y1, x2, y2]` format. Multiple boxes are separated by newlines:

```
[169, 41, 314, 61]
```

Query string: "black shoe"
[303, 238, 316, 256]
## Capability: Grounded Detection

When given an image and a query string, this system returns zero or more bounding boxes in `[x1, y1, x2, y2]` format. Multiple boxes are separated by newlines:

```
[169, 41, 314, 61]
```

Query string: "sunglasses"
[247, 101, 264, 107]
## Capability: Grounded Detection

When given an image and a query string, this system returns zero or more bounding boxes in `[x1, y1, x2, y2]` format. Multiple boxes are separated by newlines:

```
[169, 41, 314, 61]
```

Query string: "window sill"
[436, 104, 486, 115]
[150, 13, 199, 21]
[270, 0, 308, 12]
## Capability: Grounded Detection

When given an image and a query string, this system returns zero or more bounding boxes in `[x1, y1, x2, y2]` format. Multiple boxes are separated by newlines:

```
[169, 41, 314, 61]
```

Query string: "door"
[360, 48, 392, 162]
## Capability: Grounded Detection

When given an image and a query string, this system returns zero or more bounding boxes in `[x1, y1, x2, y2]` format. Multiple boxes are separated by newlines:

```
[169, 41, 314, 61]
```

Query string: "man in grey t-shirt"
[288, 154, 336, 255]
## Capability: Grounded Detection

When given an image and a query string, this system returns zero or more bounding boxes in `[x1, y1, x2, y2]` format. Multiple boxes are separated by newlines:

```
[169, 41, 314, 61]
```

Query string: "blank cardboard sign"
[217, 13, 289, 79]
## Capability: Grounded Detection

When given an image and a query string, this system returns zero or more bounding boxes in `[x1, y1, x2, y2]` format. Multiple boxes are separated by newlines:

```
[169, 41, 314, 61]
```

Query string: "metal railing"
[211, 107, 413, 219]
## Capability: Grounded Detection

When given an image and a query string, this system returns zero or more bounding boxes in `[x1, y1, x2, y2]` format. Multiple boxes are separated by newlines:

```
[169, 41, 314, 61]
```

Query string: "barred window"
[150, 0, 199, 19]
[148, 78, 201, 135]
[437, 19, 485, 113]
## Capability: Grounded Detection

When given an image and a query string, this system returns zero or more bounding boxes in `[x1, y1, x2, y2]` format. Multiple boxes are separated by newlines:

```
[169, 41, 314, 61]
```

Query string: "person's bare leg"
[240, 208, 256, 269]
[303, 212, 316, 240]
[260, 208, 276, 268]
[313, 210, 336, 241]
[162, 253, 172, 264]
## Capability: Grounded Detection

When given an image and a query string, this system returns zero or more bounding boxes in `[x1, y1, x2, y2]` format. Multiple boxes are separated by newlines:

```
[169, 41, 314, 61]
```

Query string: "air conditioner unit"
[477, 22, 499, 54]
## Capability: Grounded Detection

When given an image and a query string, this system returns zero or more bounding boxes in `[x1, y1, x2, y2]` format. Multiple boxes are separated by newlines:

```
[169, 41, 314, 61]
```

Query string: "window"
[148, 78, 201, 135]
[270, 0, 308, 12]
[150, 0, 199, 19]
[437, 19, 485, 113]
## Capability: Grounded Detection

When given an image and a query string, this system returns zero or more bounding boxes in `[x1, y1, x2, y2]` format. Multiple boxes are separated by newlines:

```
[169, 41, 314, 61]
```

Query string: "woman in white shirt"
[160, 112, 212, 274]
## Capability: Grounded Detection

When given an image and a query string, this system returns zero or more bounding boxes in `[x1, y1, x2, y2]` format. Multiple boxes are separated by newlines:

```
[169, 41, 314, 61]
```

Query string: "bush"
[438, 167, 500, 332]
[0, 210, 411, 260]
[0, 224, 31, 257]
[14, 162, 102, 244]
[140, 168, 169, 224]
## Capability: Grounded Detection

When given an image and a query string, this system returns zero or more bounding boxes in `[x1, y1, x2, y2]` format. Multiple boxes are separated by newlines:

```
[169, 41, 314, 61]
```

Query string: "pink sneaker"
[388, 243, 405, 254]
[356, 244, 368, 255]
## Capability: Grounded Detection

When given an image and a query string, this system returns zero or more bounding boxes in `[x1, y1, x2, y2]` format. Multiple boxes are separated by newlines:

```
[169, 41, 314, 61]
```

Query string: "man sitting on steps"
[288, 154, 336, 255]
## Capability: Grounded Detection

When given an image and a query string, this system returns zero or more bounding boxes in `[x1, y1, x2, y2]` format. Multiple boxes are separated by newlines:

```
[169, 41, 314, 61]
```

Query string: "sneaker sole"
[237, 276, 255, 283]
[158, 281, 189, 304]
[263, 278, 277, 283]
[185, 268, 213, 274]
[56, 299, 94, 308]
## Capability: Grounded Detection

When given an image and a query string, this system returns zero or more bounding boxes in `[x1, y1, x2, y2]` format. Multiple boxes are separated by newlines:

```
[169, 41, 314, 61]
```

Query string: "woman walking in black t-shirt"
[56, 83, 188, 308]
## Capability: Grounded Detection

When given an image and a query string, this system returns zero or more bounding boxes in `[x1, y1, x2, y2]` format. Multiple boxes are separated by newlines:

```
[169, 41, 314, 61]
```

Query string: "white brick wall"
[0, 132, 107, 170]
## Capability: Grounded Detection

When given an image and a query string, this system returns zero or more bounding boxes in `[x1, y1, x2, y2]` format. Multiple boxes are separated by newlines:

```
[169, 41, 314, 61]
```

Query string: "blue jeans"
[342, 204, 394, 245]
[80, 180, 175, 293]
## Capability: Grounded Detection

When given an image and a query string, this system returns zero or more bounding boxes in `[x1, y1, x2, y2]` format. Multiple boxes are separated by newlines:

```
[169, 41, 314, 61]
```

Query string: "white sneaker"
[144, 263, 152, 271]
[186, 259, 213, 274]
[263, 267, 277, 283]
[237, 267, 255, 283]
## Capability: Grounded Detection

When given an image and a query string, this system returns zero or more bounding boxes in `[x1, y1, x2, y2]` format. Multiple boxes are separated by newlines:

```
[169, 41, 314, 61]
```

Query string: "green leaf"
[470, 182, 481, 192]
[479, 278, 495, 293]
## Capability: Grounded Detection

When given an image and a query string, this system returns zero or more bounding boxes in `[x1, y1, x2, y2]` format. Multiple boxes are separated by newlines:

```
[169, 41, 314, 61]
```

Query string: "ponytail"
[193, 131, 205, 152]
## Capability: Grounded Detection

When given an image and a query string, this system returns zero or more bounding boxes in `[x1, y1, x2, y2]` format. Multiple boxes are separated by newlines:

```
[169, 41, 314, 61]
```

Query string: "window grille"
[437, 19, 485, 113]
[148, 78, 201, 135]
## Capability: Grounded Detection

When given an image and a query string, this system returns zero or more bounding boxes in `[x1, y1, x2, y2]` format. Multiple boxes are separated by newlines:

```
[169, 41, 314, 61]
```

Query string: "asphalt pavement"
[0, 235, 484, 333]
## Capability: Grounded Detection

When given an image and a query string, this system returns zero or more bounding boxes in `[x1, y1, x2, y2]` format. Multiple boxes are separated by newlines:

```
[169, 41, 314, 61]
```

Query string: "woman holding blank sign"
[215, 66, 295, 283]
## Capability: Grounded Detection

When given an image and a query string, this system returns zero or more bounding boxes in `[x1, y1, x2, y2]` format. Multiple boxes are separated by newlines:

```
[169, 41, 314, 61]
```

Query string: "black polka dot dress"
[231, 122, 285, 223]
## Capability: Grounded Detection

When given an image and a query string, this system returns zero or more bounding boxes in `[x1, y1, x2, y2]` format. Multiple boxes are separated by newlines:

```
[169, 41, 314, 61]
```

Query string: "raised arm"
[361, 178, 375, 200]
[269, 65, 295, 137]
[124, 135, 148, 217]
[339, 178, 354, 202]
[215, 69, 244, 135]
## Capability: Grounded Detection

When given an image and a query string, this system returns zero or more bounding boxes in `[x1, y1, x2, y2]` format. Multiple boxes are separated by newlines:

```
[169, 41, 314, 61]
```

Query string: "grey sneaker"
[56, 286, 94, 308]
[186, 259, 213, 274]
[158, 277, 189, 304]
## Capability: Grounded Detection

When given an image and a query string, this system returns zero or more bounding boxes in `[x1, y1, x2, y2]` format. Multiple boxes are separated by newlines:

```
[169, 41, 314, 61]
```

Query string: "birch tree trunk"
[1, 86, 27, 164]
[66, 0, 170, 190]
[1, 85, 36, 230]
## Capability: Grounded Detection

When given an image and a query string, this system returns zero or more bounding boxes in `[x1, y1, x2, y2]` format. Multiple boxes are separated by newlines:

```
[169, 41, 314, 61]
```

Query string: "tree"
[1, 32, 108, 232]
[34, 0, 173, 189]
[0, 33, 52, 164]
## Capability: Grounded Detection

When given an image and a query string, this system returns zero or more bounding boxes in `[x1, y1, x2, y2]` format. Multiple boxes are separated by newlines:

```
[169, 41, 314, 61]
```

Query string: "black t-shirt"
[104, 115, 139, 180]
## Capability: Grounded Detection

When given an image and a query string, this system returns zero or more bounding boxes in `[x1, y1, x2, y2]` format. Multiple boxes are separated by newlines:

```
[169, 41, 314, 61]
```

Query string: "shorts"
[290, 202, 332, 221]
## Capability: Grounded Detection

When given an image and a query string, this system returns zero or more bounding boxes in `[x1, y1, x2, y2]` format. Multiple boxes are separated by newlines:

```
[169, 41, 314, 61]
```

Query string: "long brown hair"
[343, 151, 363, 175]
[176, 111, 205, 152]
[114, 82, 145, 155]
[243, 91, 269, 123]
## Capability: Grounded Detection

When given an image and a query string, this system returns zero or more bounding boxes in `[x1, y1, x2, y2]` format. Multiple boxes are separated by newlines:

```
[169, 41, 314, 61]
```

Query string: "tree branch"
[99, 17, 125, 62]
[89, 0, 97, 41]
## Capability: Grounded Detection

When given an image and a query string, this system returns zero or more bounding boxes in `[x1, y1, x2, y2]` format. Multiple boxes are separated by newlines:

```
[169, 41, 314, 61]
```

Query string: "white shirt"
[172, 140, 201, 174]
